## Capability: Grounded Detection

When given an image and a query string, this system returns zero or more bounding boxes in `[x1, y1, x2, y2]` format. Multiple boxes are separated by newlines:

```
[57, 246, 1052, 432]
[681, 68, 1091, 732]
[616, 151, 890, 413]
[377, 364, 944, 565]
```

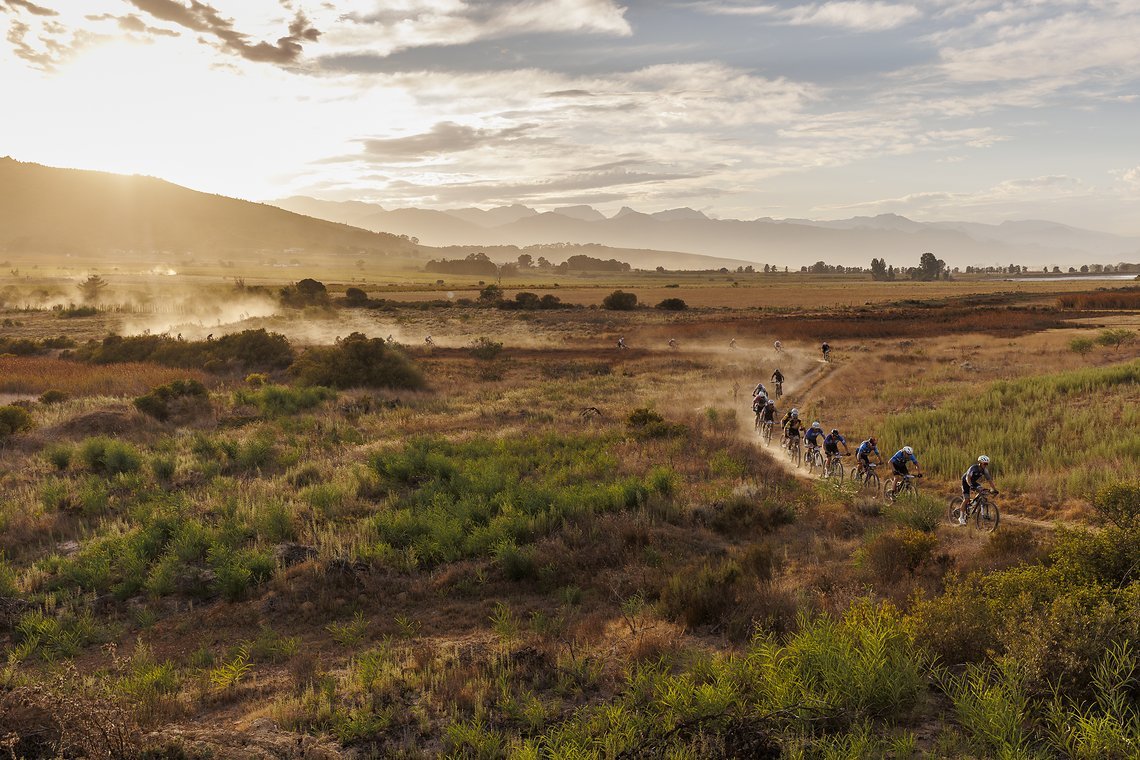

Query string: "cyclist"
[821, 340, 831, 361]
[760, 398, 777, 427]
[780, 407, 799, 447]
[668, 338, 677, 350]
[751, 392, 767, 420]
[823, 428, 850, 464]
[804, 421, 826, 462]
[784, 410, 805, 449]
[855, 436, 881, 477]
[617, 336, 627, 350]
[729, 338, 738, 350]
[771, 368, 784, 397]
[887, 446, 923, 496]
[752, 381, 769, 400]
[774, 340, 783, 353]
[959, 456, 998, 525]
[424, 335, 434, 346]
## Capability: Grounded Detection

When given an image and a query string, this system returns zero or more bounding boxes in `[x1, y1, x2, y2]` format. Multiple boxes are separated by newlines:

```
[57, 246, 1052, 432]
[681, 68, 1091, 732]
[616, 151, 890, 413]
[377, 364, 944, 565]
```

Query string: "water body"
[1006, 274, 1138, 282]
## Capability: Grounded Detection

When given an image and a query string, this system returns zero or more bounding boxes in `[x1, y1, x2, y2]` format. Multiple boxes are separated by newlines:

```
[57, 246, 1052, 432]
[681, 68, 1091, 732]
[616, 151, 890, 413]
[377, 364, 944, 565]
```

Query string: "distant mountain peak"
[651, 207, 708, 221]
[552, 205, 605, 222]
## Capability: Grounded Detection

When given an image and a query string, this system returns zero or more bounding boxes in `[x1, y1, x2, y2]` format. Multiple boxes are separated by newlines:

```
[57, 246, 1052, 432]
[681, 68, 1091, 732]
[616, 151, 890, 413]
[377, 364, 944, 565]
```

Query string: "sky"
[3, 0, 1140, 234]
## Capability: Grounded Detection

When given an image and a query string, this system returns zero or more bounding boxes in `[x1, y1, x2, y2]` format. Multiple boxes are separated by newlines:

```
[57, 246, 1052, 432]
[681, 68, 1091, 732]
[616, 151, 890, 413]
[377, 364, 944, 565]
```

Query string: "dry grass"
[0, 356, 208, 397]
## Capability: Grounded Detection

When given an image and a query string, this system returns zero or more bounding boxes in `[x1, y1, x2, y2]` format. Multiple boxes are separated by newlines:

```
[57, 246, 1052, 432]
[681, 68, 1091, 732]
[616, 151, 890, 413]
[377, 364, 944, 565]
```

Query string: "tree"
[77, 274, 108, 303]
[345, 287, 368, 306]
[1069, 337, 1095, 358]
[478, 284, 503, 303]
[602, 290, 638, 310]
[655, 298, 687, 311]
[917, 252, 945, 281]
[517, 253, 533, 269]
[870, 258, 888, 281]
[1095, 328, 1136, 352]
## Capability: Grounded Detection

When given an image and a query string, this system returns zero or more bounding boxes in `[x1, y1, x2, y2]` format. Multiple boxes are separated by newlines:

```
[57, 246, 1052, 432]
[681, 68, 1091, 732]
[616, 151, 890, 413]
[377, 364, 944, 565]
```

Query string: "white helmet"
[812, 421, 821, 429]
[978, 455, 990, 464]
[903, 446, 913, 455]
[790, 408, 799, 416]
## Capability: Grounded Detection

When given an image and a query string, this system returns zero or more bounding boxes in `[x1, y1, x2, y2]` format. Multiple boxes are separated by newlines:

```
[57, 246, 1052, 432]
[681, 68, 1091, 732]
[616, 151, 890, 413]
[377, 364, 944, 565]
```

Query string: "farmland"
[0, 272, 1138, 758]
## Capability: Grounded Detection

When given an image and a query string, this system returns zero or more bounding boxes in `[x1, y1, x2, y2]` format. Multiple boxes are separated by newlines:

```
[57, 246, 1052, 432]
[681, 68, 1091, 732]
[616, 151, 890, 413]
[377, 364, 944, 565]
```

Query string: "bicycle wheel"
[864, 471, 880, 494]
[807, 450, 820, 474]
[763, 422, 773, 445]
[833, 460, 845, 484]
[884, 479, 896, 503]
[790, 443, 801, 468]
[975, 499, 1000, 532]
[947, 497, 967, 526]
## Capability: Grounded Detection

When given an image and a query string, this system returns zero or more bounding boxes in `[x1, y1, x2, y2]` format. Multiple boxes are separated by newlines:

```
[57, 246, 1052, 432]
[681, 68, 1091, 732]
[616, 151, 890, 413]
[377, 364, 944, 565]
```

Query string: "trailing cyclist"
[824, 428, 850, 459]
[752, 381, 769, 400]
[770, 368, 784, 397]
[774, 340, 783, 353]
[855, 436, 881, 477]
[784, 411, 805, 450]
[959, 456, 998, 525]
[887, 446, 923, 497]
[761, 398, 777, 426]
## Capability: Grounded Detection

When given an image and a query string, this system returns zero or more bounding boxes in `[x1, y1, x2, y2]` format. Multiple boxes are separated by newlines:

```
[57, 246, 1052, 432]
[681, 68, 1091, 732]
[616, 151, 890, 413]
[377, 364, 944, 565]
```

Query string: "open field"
[1, 272, 1138, 757]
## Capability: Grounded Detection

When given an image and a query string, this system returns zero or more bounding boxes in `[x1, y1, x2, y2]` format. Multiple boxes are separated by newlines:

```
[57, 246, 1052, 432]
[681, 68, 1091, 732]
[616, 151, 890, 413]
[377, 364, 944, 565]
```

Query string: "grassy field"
[0, 272, 1138, 757]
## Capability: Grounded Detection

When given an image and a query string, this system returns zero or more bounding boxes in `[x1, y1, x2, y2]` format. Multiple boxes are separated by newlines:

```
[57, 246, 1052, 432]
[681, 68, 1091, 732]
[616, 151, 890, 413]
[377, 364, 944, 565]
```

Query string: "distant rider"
[771, 368, 784, 396]
[617, 336, 627, 350]
[774, 340, 783, 353]
[761, 398, 777, 426]
[855, 436, 881, 476]
[730, 338, 738, 350]
[752, 381, 768, 400]
[821, 341, 831, 361]
[668, 338, 677, 350]
[888, 446, 923, 496]
[959, 456, 998, 524]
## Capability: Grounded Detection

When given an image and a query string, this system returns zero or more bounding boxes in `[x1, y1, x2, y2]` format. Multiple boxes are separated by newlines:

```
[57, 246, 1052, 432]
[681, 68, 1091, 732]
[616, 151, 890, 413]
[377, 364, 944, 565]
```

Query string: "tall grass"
[881, 360, 1140, 500]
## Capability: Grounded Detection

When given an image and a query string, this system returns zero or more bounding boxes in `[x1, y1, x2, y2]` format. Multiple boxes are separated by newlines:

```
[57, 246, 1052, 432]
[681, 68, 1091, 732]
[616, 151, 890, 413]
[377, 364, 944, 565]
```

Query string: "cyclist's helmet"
[831, 429, 839, 435]
[790, 408, 799, 416]
[812, 421, 821, 429]
[903, 446, 913, 455]
[868, 436, 876, 444]
[978, 455, 990, 464]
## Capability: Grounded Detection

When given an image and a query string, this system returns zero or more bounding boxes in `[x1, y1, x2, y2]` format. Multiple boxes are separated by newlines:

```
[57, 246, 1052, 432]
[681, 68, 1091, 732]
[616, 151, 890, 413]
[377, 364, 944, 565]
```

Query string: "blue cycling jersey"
[824, 433, 846, 448]
[890, 450, 918, 467]
[856, 440, 878, 457]
[805, 428, 825, 444]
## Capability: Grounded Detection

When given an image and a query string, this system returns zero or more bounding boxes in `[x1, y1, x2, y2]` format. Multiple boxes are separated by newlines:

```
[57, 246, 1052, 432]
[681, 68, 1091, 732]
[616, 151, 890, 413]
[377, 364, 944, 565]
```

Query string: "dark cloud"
[126, 0, 319, 64]
[359, 122, 540, 160]
[1, 0, 57, 17]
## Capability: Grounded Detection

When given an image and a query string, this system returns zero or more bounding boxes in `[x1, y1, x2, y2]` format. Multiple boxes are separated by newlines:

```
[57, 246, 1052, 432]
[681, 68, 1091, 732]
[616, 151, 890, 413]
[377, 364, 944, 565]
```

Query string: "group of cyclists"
[750, 369, 997, 519]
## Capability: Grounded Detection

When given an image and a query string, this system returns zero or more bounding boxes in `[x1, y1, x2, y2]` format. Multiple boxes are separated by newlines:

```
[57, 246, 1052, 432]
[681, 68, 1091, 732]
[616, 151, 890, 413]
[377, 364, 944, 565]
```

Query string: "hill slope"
[0, 159, 418, 258]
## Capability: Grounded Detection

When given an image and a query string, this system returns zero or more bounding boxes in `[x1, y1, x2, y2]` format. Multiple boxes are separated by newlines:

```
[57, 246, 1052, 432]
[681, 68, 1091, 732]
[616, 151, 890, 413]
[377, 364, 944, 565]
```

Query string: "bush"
[883, 494, 944, 532]
[344, 287, 368, 306]
[626, 407, 686, 439]
[78, 437, 142, 475]
[1092, 481, 1140, 528]
[77, 329, 293, 372]
[469, 337, 504, 360]
[655, 297, 688, 311]
[289, 332, 425, 390]
[234, 384, 336, 416]
[857, 528, 938, 581]
[133, 378, 209, 422]
[602, 290, 638, 310]
[1069, 337, 1095, 356]
[660, 559, 742, 627]
[0, 405, 33, 438]
[39, 389, 68, 405]
[280, 278, 330, 307]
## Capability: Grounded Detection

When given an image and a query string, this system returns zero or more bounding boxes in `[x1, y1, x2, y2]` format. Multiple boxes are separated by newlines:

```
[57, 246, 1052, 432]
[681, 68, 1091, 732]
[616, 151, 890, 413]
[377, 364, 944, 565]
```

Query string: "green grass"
[881, 360, 1140, 500]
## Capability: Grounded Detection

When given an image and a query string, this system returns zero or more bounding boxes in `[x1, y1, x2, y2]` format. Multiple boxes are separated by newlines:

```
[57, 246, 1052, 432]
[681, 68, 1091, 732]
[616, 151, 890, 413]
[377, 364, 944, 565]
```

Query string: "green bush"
[44, 444, 73, 471]
[234, 384, 336, 416]
[856, 528, 938, 580]
[0, 405, 33, 437]
[76, 329, 293, 372]
[78, 437, 142, 475]
[133, 378, 209, 421]
[289, 332, 424, 390]
[627, 407, 686, 439]
[1092, 480, 1140, 528]
[38, 389, 68, 405]
[469, 337, 504, 360]
[883, 494, 944, 532]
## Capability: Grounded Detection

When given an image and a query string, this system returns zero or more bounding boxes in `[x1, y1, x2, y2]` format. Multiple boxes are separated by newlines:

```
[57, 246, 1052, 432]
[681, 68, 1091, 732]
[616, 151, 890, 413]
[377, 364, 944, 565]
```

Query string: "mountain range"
[0, 158, 417, 260]
[273, 197, 1140, 269]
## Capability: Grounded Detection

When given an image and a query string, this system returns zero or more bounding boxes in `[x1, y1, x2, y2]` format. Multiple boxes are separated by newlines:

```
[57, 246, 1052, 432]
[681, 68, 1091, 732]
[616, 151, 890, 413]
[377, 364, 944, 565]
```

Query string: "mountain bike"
[885, 473, 922, 503]
[823, 453, 846, 483]
[850, 462, 880, 493]
[805, 444, 825, 474]
[761, 420, 774, 445]
[787, 436, 802, 468]
[948, 488, 1000, 532]
[773, 380, 783, 399]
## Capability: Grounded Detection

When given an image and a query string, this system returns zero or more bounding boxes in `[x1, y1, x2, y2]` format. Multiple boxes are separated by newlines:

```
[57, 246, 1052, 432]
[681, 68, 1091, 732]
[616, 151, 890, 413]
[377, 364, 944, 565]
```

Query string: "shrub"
[495, 541, 538, 581]
[234, 384, 336, 416]
[660, 559, 742, 627]
[469, 337, 504, 360]
[1094, 328, 1136, 351]
[1069, 337, 1095, 356]
[289, 332, 424, 390]
[655, 297, 688, 311]
[280, 278, 330, 308]
[133, 378, 209, 421]
[344, 287, 368, 306]
[626, 407, 686, 439]
[1092, 481, 1140, 528]
[38, 389, 68, 405]
[77, 329, 294, 372]
[0, 405, 33, 438]
[44, 444, 73, 471]
[883, 494, 944, 532]
[78, 436, 142, 475]
[857, 528, 938, 581]
[602, 290, 638, 310]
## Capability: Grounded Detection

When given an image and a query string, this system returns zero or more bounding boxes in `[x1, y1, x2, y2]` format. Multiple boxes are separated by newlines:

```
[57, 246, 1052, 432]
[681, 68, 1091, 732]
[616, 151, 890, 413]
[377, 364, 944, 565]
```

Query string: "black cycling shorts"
[892, 461, 909, 477]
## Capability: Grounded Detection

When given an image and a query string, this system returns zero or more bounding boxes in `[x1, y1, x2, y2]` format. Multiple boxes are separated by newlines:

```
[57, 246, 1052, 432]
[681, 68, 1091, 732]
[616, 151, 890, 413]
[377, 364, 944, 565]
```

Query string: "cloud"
[691, 1, 920, 31]
[824, 174, 1094, 218]
[357, 121, 543, 160]
[125, 0, 320, 64]
[1, 0, 57, 17]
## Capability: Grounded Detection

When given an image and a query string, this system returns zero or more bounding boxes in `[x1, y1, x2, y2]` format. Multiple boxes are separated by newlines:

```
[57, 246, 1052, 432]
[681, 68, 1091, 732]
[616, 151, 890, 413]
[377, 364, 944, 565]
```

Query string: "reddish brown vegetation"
[1056, 287, 1140, 310]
